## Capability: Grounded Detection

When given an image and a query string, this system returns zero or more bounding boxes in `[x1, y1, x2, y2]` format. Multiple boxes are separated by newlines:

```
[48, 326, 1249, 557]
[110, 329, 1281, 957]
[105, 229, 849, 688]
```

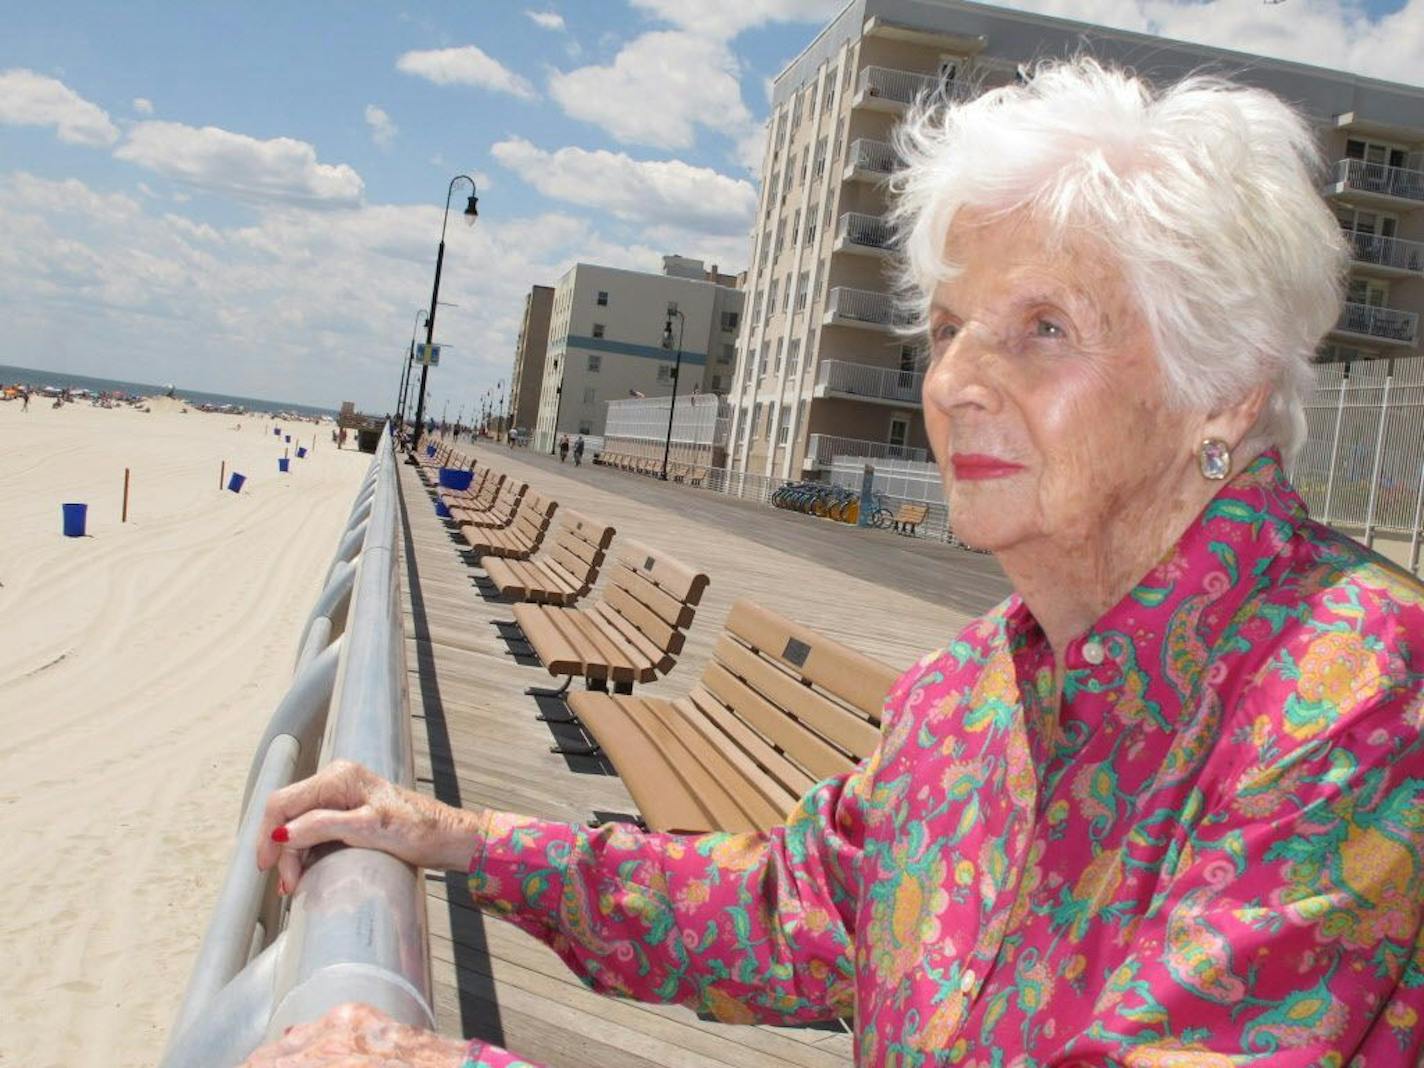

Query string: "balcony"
[1331, 301, 1419, 346]
[823, 287, 911, 332]
[834, 212, 896, 257]
[1325, 158, 1424, 209]
[853, 66, 938, 112]
[1346, 231, 1424, 277]
[814, 360, 923, 407]
[844, 138, 896, 183]
[804, 433, 927, 469]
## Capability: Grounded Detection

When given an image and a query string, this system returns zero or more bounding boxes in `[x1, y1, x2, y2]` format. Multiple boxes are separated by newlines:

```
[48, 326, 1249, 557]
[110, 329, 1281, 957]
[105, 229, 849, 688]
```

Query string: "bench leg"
[613, 680, 633, 695]
[525, 676, 573, 698]
[550, 741, 602, 757]
[534, 705, 579, 724]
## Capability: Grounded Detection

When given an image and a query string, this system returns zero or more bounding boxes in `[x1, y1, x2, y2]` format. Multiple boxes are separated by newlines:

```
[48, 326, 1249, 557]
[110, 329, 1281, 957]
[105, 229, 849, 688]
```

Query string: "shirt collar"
[1002, 448, 1307, 687]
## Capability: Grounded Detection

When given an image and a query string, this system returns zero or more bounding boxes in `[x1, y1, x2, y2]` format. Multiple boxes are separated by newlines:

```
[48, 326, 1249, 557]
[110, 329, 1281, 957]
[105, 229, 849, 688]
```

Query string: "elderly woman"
[245, 59, 1424, 1066]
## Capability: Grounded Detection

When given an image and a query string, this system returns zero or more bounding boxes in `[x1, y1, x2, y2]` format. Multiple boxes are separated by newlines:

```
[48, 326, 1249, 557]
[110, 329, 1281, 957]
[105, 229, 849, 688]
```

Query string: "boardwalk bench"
[483, 511, 616, 605]
[892, 502, 929, 536]
[452, 479, 525, 529]
[438, 466, 491, 507]
[461, 491, 558, 559]
[507, 542, 709, 707]
[567, 599, 898, 833]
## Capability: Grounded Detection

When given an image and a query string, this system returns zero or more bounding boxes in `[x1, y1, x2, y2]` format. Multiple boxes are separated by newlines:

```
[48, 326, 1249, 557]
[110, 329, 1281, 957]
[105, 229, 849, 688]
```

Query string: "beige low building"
[728, 0, 1424, 480]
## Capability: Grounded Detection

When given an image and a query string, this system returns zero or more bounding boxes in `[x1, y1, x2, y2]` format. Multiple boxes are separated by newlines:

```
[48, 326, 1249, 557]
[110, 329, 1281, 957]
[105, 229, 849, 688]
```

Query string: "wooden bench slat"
[698, 662, 851, 782]
[679, 690, 816, 809]
[617, 540, 709, 606]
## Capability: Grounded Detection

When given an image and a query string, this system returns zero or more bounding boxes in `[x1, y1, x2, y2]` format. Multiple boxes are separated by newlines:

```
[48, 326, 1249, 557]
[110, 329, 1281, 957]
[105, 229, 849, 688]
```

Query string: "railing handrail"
[806, 431, 928, 464]
[1345, 229, 1424, 272]
[816, 359, 925, 402]
[847, 138, 895, 173]
[1334, 157, 1424, 201]
[163, 424, 430, 1067]
[1339, 300, 1420, 341]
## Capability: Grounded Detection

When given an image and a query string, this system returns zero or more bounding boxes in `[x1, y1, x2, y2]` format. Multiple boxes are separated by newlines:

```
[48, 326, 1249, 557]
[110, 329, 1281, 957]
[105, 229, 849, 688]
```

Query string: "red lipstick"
[951, 453, 1024, 481]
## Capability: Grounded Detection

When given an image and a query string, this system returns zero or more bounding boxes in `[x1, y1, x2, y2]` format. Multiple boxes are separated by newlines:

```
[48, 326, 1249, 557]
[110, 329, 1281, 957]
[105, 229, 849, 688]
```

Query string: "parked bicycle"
[771, 480, 895, 527]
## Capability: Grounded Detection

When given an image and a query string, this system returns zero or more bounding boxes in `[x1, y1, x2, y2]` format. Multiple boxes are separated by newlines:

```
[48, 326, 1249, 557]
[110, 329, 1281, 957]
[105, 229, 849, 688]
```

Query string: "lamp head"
[463, 194, 479, 222]
[662, 319, 673, 350]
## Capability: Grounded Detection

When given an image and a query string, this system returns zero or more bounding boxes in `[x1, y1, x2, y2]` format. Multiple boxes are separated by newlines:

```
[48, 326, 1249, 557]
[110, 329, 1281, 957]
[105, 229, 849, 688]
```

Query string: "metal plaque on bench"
[782, 637, 811, 668]
[644, 555, 655, 572]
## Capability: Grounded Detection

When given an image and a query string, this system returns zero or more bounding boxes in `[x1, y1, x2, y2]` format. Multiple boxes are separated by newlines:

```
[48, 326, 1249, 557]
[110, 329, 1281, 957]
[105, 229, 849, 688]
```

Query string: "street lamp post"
[549, 357, 565, 456]
[410, 174, 479, 459]
[396, 308, 427, 430]
[660, 309, 686, 481]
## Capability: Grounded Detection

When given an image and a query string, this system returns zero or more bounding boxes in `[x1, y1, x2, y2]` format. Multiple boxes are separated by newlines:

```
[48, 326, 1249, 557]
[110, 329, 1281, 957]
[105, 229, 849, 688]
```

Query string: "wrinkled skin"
[256, 758, 482, 897]
[922, 208, 1267, 655]
[239, 1002, 467, 1066]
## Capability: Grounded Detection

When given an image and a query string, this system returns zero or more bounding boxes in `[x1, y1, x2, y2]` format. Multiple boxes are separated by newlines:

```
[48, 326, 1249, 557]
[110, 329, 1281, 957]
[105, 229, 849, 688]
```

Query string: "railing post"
[1363, 376, 1393, 548]
[1323, 376, 1349, 525]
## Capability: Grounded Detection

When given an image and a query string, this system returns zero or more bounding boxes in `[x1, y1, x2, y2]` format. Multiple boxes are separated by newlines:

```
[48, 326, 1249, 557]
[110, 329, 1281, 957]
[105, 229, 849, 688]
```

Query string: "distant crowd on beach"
[0, 382, 146, 412]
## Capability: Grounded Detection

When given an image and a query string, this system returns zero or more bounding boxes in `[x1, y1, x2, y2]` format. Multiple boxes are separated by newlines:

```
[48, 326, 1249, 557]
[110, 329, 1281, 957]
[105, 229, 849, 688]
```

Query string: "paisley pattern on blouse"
[462, 451, 1424, 1068]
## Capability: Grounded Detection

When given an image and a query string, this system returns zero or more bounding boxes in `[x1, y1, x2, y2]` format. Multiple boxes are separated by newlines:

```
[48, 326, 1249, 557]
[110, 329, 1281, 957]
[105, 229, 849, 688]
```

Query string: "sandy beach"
[0, 397, 368, 1066]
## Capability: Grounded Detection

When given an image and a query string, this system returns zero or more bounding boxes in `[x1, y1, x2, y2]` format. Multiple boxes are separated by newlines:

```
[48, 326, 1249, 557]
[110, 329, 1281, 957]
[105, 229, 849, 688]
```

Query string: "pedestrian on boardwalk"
[558, 434, 569, 463]
[572, 435, 584, 467]
[21, 388, 29, 412]
[248, 60, 1424, 1068]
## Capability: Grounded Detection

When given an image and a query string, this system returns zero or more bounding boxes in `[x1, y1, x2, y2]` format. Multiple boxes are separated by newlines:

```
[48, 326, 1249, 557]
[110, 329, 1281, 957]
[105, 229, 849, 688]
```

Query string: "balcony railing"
[824, 287, 911, 330]
[1332, 158, 1424, 203]
[846, 138, 896, 175]
[1336, 301, 1419, 343]
[836, 212, 896, 252]
[856, 65, 938, 107]
[805, 433, 927, 466]
[815, 359, 924, 405]
[1347, 230, 1424, 274]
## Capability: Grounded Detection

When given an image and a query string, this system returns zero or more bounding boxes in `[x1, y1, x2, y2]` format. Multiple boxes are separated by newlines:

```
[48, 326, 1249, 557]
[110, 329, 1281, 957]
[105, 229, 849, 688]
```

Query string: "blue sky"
[2, 0, 1419, 412]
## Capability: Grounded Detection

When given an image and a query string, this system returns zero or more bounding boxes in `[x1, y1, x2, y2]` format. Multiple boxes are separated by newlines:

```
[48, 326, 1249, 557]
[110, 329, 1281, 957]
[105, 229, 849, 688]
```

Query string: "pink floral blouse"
[461, 451, 1424, 1067]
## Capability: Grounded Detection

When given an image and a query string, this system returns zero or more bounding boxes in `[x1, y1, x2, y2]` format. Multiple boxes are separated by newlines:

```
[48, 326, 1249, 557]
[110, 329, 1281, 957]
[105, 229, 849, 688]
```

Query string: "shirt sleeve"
[465, 759, 874, 1026]
[1064, 685, 1424, 1066]
[461, 1039, 545, 1068]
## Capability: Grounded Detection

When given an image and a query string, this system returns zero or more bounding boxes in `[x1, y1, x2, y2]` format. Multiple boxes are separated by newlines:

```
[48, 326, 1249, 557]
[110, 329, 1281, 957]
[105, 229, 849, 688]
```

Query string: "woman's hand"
[256, 759, 483, 895]
[239, 1003, 468, 1066]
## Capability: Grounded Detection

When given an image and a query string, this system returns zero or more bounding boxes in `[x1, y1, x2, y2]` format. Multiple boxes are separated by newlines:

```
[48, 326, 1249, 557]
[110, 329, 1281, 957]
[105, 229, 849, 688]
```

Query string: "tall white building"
[728, 0, 1424, 480]
[532, 257, 745, 453]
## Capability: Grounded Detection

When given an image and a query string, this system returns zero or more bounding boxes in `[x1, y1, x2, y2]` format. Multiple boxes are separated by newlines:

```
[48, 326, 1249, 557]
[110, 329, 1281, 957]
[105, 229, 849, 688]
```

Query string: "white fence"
[601, 393, 730, 468]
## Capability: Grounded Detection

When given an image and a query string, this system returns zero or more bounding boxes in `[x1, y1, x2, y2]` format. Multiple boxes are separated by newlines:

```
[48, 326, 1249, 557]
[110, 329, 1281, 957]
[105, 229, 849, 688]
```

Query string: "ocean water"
[0, 363, 338, 419]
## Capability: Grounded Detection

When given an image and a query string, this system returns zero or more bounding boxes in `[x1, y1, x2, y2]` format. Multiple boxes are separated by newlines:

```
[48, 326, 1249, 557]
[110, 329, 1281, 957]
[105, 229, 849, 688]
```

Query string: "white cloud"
[491, 137, 756, 235]
[113, 121, 364, 208]
[549, 31, 751, 149]
[0, 69, 119, 146]
[1012, 0, 1424, 90]
[364, 104, 397, 149]
[396, 45, 537, 100]
[525, 10, 565, 31]
[630, 0, 840, 40]
[133, 97, 154, 116]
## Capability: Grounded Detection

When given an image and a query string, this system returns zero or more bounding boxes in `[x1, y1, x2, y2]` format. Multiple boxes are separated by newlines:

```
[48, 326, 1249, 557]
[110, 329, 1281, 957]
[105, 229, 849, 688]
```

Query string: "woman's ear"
[1202, 383, 1271, 450]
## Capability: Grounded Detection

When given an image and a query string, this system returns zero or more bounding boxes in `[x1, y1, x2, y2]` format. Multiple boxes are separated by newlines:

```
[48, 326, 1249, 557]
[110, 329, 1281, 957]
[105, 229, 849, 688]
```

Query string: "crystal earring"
[1198, 438, 1231, 481]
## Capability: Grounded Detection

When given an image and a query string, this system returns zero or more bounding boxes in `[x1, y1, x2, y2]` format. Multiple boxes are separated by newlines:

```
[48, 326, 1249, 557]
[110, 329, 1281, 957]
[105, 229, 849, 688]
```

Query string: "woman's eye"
[1035, 318, 1065, 338]
[933, 321, 959, 345]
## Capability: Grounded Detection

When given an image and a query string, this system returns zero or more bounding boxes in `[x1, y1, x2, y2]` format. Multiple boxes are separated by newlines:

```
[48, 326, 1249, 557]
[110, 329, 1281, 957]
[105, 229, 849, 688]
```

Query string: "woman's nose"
[923, 326, 1002, 416]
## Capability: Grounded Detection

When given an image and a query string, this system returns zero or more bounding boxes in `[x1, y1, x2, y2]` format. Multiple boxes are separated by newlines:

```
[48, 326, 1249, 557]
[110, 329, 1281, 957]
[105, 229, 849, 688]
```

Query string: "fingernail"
[271, 825, 289, 843]
[278, 877, 288, 895]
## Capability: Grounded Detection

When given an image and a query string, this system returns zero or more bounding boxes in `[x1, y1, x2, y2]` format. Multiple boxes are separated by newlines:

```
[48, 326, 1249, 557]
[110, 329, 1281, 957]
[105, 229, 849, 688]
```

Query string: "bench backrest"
[488, 478, 526, 516]
[469, 470, 505, 507]
[544, 510, 616, 592]
[510, 491, 558, 547]
[595, 540, 709, 659]
[895, 502, 929, 522]
[690, 598, 897, 795]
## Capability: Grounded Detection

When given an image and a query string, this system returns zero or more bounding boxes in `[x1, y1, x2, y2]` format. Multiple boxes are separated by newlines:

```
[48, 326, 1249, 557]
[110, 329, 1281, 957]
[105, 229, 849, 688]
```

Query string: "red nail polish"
[271, 825, 289, 843]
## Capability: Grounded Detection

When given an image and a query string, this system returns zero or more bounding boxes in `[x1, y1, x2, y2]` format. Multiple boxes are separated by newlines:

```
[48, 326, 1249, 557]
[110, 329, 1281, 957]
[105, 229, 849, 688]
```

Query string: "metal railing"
[815, 359, 924, 404]
[1333, 158, 1424, 203]
[846, 138, 895, 176]
[824, 286, 907, 329]
[805, 433, 927, 466]
[1346, 230, 1424, 274]
[1336, 301, 1420, 344]
[856, 65, 937, 106]
[836, 211, 896, 252]
[162, 424, 431, 1067]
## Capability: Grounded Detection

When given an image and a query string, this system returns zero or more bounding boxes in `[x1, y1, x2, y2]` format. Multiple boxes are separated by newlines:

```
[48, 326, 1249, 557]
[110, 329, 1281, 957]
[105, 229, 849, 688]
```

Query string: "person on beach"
[572, 435, 584, 467]
[246, 60, 1424, 1066]
[558, 434, 569, 463]
[21, 388, 29, 412]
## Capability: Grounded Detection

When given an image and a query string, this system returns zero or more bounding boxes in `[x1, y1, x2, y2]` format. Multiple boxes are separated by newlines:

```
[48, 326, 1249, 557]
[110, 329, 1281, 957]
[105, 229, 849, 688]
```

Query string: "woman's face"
[923, 210, 1198, 557]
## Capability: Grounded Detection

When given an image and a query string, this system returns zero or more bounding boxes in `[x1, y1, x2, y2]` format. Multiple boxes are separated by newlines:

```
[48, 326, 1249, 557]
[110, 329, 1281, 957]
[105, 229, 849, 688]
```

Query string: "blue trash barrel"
[284, 435, 291, 444]
[438, 467, 473, 491]
[227, 472, 246, 493]
[278, 458, 290, 473]
[62, 502, 87, 537]
[273, 427, 281, 436]
[425, 444, 437, 457]
[296, 446, 308, 459]
[435, 500, 451, 518]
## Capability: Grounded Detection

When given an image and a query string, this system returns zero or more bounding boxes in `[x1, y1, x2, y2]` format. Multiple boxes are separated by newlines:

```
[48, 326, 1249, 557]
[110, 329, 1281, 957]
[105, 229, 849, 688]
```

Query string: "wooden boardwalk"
[397, 444, 1011, 1066]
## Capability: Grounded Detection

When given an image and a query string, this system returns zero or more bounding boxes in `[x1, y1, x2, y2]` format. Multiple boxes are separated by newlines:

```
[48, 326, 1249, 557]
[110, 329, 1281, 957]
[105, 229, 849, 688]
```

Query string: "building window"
[782, 273, 792, 313]
[777, 421, 790, 445]
[721, 342, 736, 362]
[795, 270, 810, 312]
[812, 136, 828, 179]
[767, 277, 780, 312]
[759, 342, 769, 376]
[583, 386, 596, 405]
[587, 353, 601, 372]
[791, 209, 801, 245]
[657, 364, 673, 383]
[596, 290, 609, 306]
[889, 416, 910, 450]
[805, 203, 819, 245]
[753, 402, 764, 439]
[721, 310, 740, 332]
[774, 337, 784, 375]
[592, 323, 605, 338]
[822, 70, 836, 113]
[787, 338, 801, 379]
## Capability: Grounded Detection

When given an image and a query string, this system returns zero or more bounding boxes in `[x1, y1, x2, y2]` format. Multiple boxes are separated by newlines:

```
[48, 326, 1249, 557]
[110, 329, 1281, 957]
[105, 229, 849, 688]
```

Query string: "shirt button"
[1082, 639, 1105, 666]
[960, 968, 977, 994]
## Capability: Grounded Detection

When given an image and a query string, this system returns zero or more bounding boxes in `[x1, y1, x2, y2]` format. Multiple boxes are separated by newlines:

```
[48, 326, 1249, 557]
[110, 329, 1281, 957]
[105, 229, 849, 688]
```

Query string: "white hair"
[889, 57, 1348, 462]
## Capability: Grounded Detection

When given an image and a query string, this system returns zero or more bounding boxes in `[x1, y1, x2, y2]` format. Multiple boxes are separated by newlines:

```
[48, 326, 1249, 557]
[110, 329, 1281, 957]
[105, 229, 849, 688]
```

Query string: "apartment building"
[508, 285, 554, 438]
[728, 0, 1424, 480]
[531, 257, 745, 452]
